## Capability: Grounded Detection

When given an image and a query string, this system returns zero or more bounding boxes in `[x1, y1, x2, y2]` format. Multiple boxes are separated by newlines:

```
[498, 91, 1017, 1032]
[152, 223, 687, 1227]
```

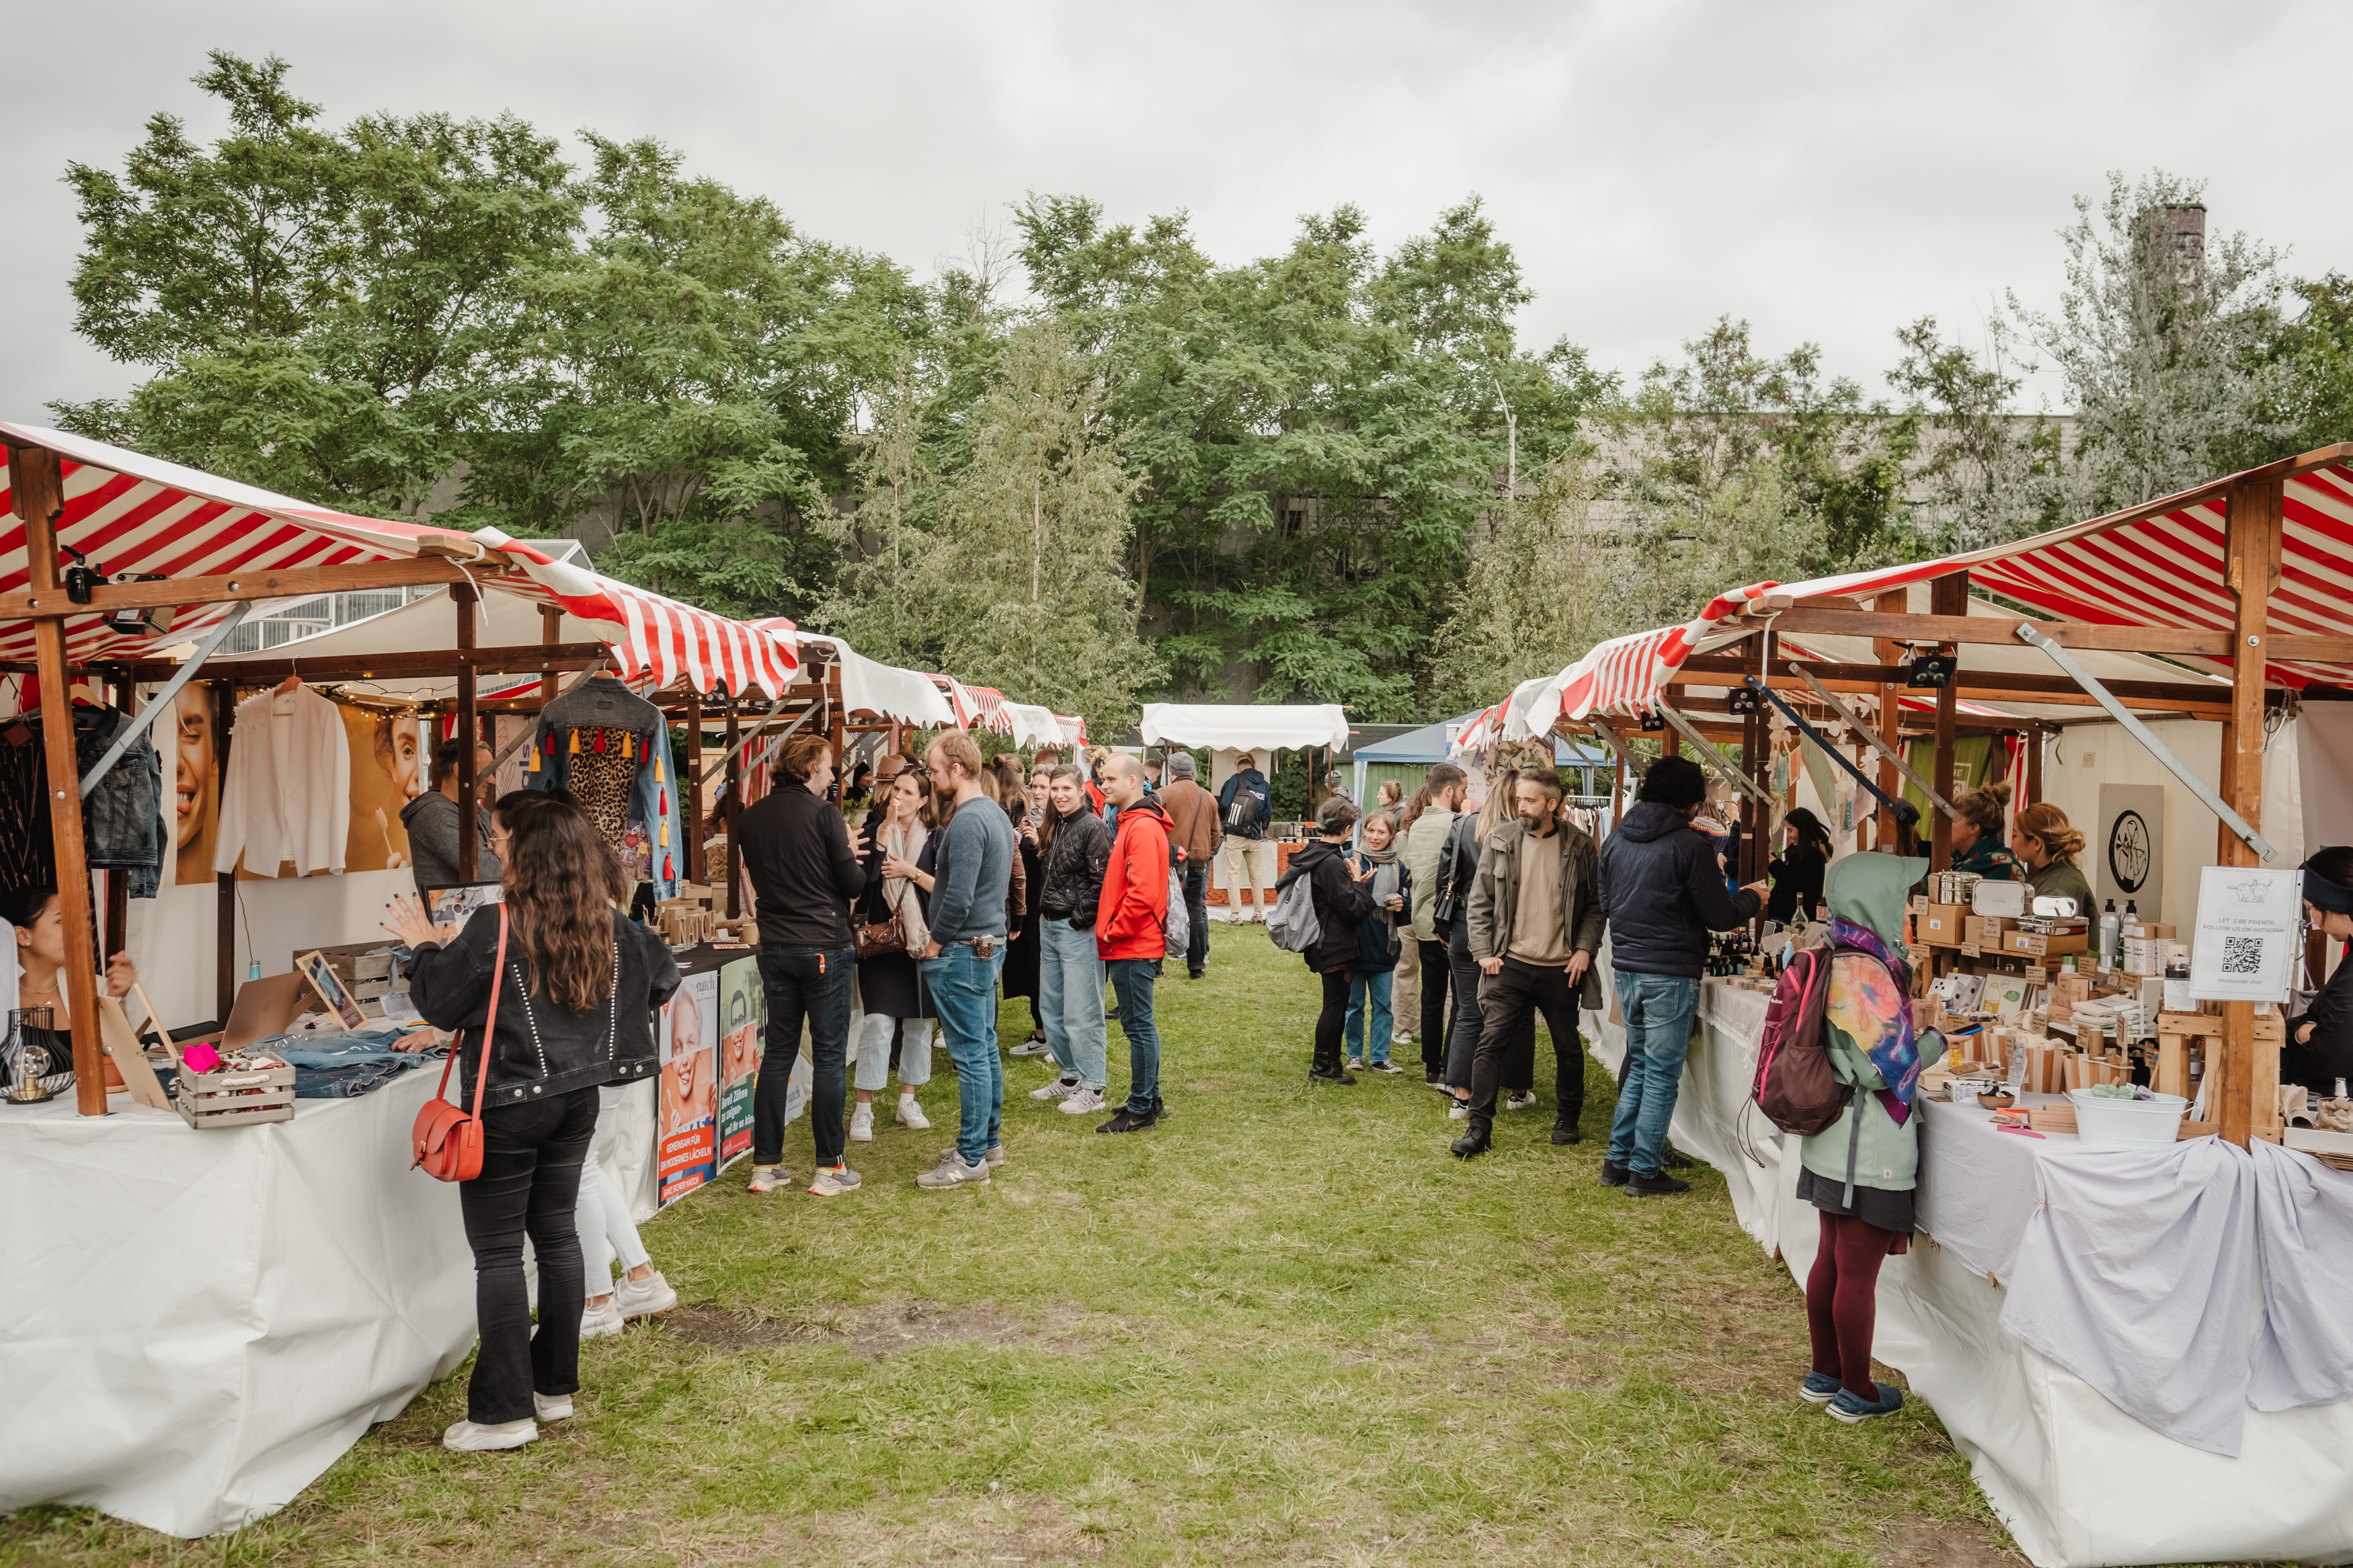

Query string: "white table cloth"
[0, 1071, 477, 1537]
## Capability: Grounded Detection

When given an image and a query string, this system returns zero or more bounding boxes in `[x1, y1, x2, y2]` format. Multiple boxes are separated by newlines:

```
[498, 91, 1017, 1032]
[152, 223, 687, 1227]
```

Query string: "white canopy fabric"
[789, 634, 956, 729]
[1139, 703, 1351, 754]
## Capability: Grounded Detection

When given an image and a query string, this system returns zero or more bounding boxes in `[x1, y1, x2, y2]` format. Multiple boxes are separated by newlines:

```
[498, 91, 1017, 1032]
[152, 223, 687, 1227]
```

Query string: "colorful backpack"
[1750, 944, 1845, 1135]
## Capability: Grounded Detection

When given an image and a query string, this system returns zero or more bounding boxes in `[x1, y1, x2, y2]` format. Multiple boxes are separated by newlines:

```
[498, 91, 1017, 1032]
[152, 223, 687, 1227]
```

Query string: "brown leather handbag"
[854, 907, 906, 962]
[410, 905, 510, 1182]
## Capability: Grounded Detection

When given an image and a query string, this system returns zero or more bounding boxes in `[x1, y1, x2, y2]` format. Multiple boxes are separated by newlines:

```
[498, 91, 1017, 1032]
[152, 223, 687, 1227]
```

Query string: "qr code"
[2221, 936, 2265, 977]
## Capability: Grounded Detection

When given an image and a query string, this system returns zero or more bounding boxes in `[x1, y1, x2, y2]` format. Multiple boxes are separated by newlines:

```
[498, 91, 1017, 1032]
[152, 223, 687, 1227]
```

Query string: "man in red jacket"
[1095, 753, 1171, 1134]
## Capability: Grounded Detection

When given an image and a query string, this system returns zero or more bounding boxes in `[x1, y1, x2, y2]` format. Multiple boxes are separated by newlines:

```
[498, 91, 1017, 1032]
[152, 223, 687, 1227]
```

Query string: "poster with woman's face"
[656, 969, 719, 1205]
[171, 686, 220, 884]
[344, 708, 421, 873]
[717, 956, 762, 1165]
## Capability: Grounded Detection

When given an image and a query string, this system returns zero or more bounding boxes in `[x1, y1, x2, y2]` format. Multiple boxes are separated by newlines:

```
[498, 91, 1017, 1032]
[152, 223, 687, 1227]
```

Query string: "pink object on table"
[180, 1042, 221, 1075]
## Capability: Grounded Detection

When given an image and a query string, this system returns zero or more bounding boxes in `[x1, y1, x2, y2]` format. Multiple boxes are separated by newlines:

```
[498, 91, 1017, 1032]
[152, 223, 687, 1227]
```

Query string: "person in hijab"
[2284, 848, 2353, 1094]
[1797, 851, 1946, 1426]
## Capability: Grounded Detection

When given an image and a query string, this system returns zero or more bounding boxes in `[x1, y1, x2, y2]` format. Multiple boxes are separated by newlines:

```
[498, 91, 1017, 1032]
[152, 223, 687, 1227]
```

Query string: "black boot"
[1450, 1117, 1492, 1158]
[1310, 1060, 1357, 1085]
[1551, 1118, 1582, 1146]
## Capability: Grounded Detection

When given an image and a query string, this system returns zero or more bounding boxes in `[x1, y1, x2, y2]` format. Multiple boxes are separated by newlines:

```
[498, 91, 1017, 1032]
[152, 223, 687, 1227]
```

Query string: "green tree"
[2249, 272, 2353, 459]
[54, 51, 578, 516]
[1886, 316, 2066, 550]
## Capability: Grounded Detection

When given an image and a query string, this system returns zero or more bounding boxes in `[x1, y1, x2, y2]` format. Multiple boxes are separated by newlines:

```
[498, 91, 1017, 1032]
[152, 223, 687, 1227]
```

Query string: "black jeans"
[1314, 967, 1351, 1071]
[1468, 956, 1585, 1133]
[1417, 939, 1450, 1075]
[753, 944, 854, 1169]
[1183, 864, 1210, 972]
[458, 1085, 598, 1425]
[1442, 928, 1529, 1089]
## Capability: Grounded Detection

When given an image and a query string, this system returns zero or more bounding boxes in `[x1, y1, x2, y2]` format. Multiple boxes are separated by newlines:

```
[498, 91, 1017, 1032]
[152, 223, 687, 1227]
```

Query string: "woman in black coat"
[850, 767, 939, 1141]
[1283, 794, 1377, 1085]
[1002, 766, 1048, 1050]
[1767, 807, 1833, 925]
[389, 790, 678, 1454]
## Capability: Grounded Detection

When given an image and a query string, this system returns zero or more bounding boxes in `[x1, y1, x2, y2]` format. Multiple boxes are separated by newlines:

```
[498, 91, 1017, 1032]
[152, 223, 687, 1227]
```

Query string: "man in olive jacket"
[1453, 770, 1603, 1159]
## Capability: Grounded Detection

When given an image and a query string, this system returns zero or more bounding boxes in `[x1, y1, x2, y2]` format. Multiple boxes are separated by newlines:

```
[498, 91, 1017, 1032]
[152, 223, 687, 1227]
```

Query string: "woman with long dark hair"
[850, 764, 939, 1141]
[387, 790, 678, 1453]
[1766, 806, 1835, 924]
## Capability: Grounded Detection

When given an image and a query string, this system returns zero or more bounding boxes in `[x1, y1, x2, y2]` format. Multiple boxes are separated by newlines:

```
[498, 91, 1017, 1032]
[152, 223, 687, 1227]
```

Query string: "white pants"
[854, 1012, 934, 1093]
[1223, 837, 1274, 916]
[576, 1143, 650, 1298]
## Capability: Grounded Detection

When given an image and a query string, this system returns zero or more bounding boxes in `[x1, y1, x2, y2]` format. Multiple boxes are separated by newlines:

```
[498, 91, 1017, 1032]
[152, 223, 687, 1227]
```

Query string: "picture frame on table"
[423, 880, 504, 932]
[294, 950, 369, 1031]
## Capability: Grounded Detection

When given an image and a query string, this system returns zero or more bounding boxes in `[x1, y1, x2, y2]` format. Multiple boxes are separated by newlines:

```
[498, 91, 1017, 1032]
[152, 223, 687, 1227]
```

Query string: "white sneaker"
[849, 1104, 875, 1142]
[1394, 1031, 1417, 1048]
[746, 1164, 792, 1194]
[809, 1163, 863, 1198]
[1345, 1057, 1365, 1071]
[895, 1096, 930, 1130]
[443, 1418, 536, 1452]
[580, 1296, 625, 1339]
[1058, 1086, 1106, 1115]
[1506, 1091, 1538, 1112]
[941, 1143, 1006, 1167]
[1449, 1100, 1470, 1120]
[1031, 1076, 1082, 1100]
[1009, 1037, 1051, 1057]
[533, 1391, 573, 1422]
[916, 1151, 991, 1188]
[614, 1269, 677, 1319]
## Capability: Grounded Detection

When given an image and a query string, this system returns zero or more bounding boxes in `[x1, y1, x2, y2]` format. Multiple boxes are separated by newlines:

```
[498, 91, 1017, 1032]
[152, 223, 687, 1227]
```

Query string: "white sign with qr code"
[2189, 866, 2301, 1001]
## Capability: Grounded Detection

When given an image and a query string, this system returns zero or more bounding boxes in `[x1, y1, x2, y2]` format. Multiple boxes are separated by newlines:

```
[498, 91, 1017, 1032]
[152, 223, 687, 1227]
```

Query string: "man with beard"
[1094, 753, 1173, 1132]
[1451, 770, 1603, 1159]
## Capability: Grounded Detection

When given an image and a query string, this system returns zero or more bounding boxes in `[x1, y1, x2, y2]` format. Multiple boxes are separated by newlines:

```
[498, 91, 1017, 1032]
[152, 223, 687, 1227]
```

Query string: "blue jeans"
[1607, 971, 1701, 1178]
[1039, 916, 1107, 1090]
[1345, 968, 1394, 1064]
[925, 942, 1007, 1165]
[753, 946, 854, 1169]
[1107, 957, 1161, 1114]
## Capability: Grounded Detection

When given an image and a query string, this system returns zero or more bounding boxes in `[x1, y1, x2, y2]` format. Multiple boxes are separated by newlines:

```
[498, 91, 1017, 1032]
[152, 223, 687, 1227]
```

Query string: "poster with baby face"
[657, 968, 719, 1206]
[717, 955, 762, 1168]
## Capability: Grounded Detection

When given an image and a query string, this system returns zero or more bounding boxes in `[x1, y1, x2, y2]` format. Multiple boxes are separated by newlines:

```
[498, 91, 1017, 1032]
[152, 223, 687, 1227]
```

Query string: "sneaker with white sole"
[1009, 1037, 1051, 1057]
[1505, 1090, 1538, 1112]
[1031, 1076, 1082, 1100]
[580, 1296, 625, 1339]
[809, 1163, 863, 1198]
[533, 1391, 573, 1422]
[443, 1417, 536, 1452]
[613, 1269, 678, 1319]
[849, 1103, 875, 1142]
[895, 1096, 930, 1130]
[1449, 1100, 1470, 1120]
[1058, 1086, 1106, 1115]
[746, 1165, 791, 1194]
[916, 1151, 991, 1188]
[941, 1143, 1006, 1167]
[1367, 1061, 1404, 1075]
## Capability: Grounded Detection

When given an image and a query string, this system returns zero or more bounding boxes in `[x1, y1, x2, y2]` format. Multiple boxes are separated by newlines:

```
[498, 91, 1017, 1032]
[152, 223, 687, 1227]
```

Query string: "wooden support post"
[827, 665, 847, 805]
[102, 670, 132, 961]
[1745, 628, 1772, 884]
[2026, 727, 2043, 809]
[1661, 726, 1679, 757]
[684, 685, 705, 886]
[454, 584, 479, 882]
[540, 607, 562, 705]
[1872, 589, 1905, 852]
[9, 443, 106, 1114]
[1929, 573, 1966, 871]
[2212, 475, 2284, 1149]
[214, 678, 235, 1022]
[723, 696, 742, 920]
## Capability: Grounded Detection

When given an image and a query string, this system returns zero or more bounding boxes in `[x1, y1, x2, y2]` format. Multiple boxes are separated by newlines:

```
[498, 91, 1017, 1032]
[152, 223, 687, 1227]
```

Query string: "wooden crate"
[175, 1059, 296, 1130]
[2156, 1010, 2286, 1139]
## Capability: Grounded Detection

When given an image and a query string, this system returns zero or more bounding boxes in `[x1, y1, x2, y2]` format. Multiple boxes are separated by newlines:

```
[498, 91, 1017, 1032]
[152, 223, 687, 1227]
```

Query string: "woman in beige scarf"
[849, 766, 938, 1141]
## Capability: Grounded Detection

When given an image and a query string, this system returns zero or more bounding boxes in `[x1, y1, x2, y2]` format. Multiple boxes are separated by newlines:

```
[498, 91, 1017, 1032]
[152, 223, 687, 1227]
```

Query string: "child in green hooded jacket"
[1797, 852, 1946, 1424]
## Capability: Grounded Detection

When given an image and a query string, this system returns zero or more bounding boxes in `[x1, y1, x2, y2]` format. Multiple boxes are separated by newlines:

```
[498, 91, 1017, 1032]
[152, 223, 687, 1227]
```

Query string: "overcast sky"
[4, 0, 2344, 425]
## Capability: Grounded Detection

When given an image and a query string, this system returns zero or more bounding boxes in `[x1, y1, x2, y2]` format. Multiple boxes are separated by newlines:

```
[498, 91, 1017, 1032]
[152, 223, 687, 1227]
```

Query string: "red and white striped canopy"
[0, 426, 797, 696]
[1523, 453, 2353, 729]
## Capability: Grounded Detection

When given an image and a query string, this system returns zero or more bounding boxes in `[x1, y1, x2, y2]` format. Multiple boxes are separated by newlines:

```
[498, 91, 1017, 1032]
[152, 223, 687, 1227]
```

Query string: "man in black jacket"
[1284, 795, 1378, 1084]
[1597, 755, 1766, 1197]
[740, 734, 868, 1199]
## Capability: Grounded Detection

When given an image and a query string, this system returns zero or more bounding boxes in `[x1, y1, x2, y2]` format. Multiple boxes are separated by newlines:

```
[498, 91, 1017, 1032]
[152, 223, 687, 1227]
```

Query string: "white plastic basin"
[2066, 1088, 2189, 1149]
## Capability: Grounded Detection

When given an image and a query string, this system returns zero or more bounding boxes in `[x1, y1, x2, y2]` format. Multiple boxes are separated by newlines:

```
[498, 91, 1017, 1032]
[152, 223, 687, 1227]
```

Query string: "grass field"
[2, 923, 2026, 1567]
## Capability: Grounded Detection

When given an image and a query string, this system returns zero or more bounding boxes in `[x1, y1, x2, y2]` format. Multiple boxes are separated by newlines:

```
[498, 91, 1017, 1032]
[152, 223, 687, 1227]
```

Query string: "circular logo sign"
[2107, 809, 2151, 894]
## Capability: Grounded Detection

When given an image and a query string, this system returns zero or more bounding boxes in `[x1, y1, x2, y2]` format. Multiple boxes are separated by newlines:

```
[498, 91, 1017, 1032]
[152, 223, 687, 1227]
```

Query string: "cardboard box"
[1965, 915, 2012, 950]
[1921, 903, 1968, 949]
[2046, 973, 2091, 1024]
[2005, 927, 2087, 959]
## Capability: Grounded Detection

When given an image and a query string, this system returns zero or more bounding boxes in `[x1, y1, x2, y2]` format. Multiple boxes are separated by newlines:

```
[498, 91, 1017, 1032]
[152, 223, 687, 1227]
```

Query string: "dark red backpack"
[1751, 945, 1844, 1135]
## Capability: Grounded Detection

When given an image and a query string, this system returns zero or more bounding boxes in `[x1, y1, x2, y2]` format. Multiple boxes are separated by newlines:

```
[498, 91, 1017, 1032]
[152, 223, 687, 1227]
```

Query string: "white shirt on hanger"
[212, 685, 352, 877]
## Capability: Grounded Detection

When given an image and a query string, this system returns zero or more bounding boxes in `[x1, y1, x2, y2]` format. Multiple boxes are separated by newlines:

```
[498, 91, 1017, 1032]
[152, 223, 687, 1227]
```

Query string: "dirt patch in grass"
[661, 1299, 1113, 1360]
[1876, 1516, 2028, 1566]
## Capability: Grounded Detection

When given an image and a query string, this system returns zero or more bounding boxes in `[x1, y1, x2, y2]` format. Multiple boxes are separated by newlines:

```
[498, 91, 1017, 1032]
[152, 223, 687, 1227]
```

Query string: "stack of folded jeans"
[262, 1026, 444, 1100]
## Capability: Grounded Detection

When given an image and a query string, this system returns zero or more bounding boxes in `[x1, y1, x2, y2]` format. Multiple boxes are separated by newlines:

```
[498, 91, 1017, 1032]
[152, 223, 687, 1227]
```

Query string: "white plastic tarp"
[0, 1071, 476, 1537]
[796, 634, 956, 729]
[1138, 703, 1350, 754]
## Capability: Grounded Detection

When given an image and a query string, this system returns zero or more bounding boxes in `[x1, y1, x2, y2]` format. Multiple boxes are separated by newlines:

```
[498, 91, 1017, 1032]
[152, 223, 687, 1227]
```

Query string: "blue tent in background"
[1350, 710, 1609, 808]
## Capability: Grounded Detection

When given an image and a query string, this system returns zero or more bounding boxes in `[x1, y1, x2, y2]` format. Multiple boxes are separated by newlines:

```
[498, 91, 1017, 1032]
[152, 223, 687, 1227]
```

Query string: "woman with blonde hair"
[1948, 781, 2020, 882]
[2011, 800, 2095, 915]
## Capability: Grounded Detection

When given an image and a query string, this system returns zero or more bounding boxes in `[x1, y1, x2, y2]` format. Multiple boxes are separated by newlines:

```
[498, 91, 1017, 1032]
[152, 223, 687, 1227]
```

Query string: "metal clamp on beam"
[2015, 623, 2277, 864]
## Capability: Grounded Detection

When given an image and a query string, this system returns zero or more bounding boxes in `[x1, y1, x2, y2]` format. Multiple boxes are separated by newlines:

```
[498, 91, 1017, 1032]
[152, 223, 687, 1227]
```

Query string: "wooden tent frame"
[1531, 446, 2353, 1149]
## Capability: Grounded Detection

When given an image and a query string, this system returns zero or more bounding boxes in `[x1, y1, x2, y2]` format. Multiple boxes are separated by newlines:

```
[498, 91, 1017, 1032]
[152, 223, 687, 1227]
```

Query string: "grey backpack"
[1265, 866, 1321, 954]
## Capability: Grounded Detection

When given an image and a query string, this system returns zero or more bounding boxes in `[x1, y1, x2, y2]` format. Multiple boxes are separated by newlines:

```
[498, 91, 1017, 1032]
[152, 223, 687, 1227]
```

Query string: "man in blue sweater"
[916, 731, 1016, 1190]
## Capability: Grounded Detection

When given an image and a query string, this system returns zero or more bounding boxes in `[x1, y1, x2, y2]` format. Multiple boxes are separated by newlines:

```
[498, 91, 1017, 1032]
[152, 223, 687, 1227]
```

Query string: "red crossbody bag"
[411, 904, 510, 1182]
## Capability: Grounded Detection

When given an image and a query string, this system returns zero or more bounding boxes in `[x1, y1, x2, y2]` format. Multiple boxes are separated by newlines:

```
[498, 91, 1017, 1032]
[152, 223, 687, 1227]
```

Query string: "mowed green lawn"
[4, 923, 2022, 1567]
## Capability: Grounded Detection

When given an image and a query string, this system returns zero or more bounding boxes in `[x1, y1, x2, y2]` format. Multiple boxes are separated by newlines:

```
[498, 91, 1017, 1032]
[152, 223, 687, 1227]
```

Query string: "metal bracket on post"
[2016, 624, 2278, 864]
[79, 603, 253, 798]
[697, 685, 805, 790]
[1653, 698, 1776, 811]
[1780, 663, 1960, 821]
